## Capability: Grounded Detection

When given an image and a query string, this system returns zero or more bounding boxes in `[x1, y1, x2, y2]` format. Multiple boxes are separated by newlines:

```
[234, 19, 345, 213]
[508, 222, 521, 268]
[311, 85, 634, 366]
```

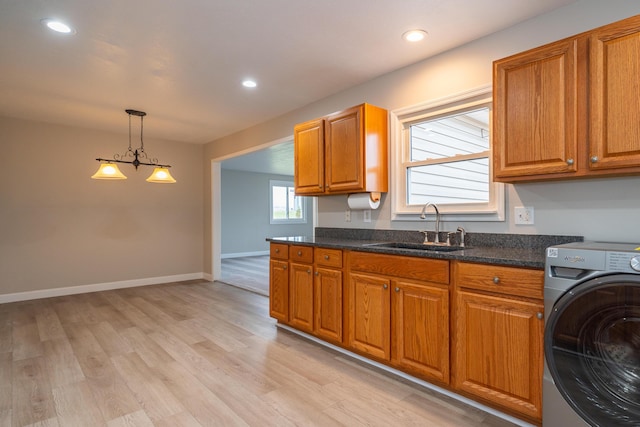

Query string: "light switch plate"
[514, 206, 534, 225]
[363, 210, 371, 223]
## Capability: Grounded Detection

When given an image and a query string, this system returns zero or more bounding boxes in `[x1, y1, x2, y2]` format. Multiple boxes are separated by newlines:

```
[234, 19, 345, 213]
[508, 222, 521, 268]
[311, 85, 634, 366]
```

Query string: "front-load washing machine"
[544, 242, 640, 426]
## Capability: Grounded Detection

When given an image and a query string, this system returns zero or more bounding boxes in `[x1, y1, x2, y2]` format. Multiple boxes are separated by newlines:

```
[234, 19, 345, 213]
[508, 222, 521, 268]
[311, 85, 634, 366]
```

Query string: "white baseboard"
[221, 250, 269, 259]
[203, 272, 214, 281]
[0, 272, 206, 304]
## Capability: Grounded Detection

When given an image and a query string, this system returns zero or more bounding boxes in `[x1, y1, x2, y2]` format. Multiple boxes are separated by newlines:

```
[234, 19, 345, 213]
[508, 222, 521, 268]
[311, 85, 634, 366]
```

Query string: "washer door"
[545, 274, 640, 426]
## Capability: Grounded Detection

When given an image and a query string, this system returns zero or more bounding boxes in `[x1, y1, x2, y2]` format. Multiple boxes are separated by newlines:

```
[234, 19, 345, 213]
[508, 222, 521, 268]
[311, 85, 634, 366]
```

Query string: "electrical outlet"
[514, 206, 534, 225]
[345, 209, 351, 222]
[363, 210, 371, 223]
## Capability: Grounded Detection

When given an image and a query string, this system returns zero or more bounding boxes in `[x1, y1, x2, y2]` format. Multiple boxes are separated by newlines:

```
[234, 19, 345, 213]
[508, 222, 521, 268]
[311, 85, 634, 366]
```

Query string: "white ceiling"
[1, 0, 576, 173]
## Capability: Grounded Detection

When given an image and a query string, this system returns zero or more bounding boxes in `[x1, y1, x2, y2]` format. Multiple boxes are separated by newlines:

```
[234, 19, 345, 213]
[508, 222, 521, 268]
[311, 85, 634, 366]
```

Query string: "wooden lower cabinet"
[270, 245, 544, 424]
[453, 262, 544, 423]
[392, 279, 449, 384]
[269, 259, 288, 322]
[289, 261, 314, 333]
[269, 244, 345, 344]
[348, 253, 450, 385]
[348, 272, 391, 360]
[314, 266, 343, 343]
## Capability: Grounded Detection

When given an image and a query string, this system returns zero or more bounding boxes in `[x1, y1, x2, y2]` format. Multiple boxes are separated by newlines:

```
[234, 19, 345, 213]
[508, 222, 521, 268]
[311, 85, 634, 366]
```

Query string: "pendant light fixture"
[91, 109, 176, 183]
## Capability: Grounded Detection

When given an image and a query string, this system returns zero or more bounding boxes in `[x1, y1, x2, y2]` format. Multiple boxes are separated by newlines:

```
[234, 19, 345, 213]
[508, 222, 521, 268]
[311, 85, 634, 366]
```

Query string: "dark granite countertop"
[267, 228, 584, 269]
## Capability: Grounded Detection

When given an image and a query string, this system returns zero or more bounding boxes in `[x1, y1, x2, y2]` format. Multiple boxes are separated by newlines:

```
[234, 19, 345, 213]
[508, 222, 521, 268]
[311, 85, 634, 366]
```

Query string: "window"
[390, 86, 504, 221]
[270, 180, 307, 224]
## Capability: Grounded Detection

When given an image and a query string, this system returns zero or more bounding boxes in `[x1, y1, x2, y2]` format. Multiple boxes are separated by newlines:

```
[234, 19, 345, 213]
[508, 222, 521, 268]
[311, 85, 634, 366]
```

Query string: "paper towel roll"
[347, 193, 380, 210]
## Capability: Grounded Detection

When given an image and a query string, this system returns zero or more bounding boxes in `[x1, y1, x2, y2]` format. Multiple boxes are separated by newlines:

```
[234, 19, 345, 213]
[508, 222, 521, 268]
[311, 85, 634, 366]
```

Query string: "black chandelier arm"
[95, 158, 172, 169]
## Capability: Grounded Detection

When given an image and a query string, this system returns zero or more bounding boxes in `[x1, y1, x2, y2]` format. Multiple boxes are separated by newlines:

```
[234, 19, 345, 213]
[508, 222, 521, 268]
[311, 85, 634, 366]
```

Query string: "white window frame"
[269, 180, 307, 224]
[389, 85, 504, 222]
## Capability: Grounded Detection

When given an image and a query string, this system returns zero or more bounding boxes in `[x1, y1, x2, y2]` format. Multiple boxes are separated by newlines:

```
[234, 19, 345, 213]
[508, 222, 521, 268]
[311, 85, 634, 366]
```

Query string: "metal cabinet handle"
[275, 248, 280, 253]
[566, 158, 574, 165]
[307, 269, 311, 274]
[297, 251, 302, 256]
[537, 312, 543, 320]
[395, 287, 400, 292]
[283, 265, 287, 270]
[324, 255, 329, 260]
[590, 156, 599, 163]
[493, 276, 500, 284]
[383, 284, 388, 290]
[315, 271, 319, 276]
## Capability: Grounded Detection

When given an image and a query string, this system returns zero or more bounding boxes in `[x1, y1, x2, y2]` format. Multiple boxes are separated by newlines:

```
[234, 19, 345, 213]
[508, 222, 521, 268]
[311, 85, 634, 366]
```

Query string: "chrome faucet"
[420, 202, 440, 243]
[456, 226, 466, 248]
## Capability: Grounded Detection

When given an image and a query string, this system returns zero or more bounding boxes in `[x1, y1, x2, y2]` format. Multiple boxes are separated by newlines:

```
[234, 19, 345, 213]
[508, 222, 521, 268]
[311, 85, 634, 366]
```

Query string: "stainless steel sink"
[366, 242, 464, 252]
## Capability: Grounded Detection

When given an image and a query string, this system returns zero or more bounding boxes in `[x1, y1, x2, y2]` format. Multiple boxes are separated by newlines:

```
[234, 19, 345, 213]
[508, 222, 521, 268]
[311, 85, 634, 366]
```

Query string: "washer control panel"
[607, 251, 640, 273]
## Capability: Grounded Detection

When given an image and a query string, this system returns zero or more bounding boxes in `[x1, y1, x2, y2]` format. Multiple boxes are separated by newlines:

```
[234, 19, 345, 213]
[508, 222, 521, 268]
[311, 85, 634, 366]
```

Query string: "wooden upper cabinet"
[493, 14, 640, 182]
[589, 16, 640, 171]
[294, 103, 388, 195]
[493, 37, 581, 181]
[294, 118, 324, 195]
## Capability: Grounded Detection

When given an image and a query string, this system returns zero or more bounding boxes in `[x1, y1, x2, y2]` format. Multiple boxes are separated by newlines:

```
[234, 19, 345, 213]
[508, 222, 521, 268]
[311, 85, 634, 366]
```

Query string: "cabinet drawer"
[454, 262, 543, 299]
[315, 248, 342, 268]
[349, 252, 449, 285]
[270, 243, 289, 260]
[290, 245, 313, 264]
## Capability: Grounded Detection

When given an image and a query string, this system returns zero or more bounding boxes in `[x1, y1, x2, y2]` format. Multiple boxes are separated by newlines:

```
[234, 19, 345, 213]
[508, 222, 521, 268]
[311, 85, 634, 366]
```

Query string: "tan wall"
[202, 0, 640, 276]
[1, 116, 204, 298]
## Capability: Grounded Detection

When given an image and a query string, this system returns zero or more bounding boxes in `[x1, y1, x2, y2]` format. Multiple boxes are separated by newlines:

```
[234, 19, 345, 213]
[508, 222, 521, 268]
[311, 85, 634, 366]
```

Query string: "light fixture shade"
[91, 163, 127, 180]
[146, 167, 176, 183]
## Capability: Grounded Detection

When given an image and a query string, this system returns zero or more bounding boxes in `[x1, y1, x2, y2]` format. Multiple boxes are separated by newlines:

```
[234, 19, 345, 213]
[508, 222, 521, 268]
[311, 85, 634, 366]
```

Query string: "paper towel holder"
[347, 192, 381, 210]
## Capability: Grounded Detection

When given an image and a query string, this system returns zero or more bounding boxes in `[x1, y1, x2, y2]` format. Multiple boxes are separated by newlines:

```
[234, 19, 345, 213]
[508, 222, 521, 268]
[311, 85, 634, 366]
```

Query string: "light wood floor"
[220, 256, 269, 296]
[1, 280, 519, 427]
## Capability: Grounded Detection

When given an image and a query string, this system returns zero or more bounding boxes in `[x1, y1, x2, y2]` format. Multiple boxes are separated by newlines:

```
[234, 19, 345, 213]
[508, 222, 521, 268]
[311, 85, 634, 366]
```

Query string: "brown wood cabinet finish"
[493, 37, 581, 180]
[453, 262, 544, 422]
[293, 103, 388, 195]
[293, 118, 324, 195]
[348, 252, 450, 384]
[269, 245, 545, 423]
[493, 14, 640, 182]
[289, 261, 314, 333]
[269, 259, 289, 322]
[314, 247, 344, 344]
[288, 245, 315, 333]
[589, 17, 640, 171]
[391, 279, 449, 384]
[269, 244, 345, 343]
[348, 272, 392, 361]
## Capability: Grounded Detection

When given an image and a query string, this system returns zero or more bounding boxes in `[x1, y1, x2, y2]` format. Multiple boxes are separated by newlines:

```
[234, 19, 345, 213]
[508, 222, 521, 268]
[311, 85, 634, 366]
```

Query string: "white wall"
[202, 0, 640, 277]
[0, 116, 204, 300]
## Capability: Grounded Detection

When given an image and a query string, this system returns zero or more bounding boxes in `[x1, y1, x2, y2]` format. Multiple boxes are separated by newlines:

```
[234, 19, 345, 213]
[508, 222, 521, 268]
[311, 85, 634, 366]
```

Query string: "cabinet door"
[589, 16, 640, 172]
[314, 267, 343, 344]
[392, 280, 449, 384]
[493, 38, 580, 180]
[348, 273, 391, 361]
[269, 260, 289, 322]
[289, 262, 314, 332]
[454, 290, 543, 421]
[325, 105, 364, 193]
[294, 118, 325, 195]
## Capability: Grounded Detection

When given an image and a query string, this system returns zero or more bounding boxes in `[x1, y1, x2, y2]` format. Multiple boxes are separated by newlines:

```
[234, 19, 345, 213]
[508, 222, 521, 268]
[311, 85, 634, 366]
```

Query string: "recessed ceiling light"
[41, 19, 75, 34]
[242, 79, 257, 88]
[402, 29, 428, 43]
